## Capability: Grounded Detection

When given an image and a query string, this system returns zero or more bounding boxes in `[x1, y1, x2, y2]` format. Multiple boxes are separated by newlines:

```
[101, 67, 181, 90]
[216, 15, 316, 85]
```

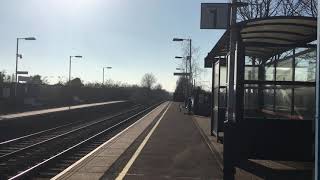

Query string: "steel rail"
[9, 103, 159, 180]
[0, 105, 141, 161]
[0, 104, 140, 145]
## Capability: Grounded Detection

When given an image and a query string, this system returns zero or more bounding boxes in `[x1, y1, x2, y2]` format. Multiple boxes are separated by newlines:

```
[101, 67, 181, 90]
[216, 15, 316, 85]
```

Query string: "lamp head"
[24, 37, 36, 40]
[173, 38, 184, 42]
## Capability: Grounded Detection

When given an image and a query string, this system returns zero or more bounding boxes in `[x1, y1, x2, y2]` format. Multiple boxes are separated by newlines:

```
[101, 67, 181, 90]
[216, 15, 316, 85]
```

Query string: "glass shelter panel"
[275, 86, 292, 115]
[295, 49, 316, 82]
[243, 84, 260, 118]
[245, 66, 259, 80]
[212, 61, 227, 136]
[276, 58, 293, 81]
[294, 86, 315, 120]
[265, 65, 274, 81]
[243, 48, 316, 121]
[263, 85, 274, 111]
[220, 66, 227, 86]
[214, 62, 219, 87]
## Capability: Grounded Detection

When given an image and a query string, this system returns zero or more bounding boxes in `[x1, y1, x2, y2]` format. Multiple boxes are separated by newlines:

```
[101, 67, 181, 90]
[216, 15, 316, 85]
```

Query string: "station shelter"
[204, 16, 317, 179]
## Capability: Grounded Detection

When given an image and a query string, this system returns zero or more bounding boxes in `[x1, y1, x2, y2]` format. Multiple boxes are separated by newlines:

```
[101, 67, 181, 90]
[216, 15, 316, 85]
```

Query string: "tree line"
[0, 72, 170, 114]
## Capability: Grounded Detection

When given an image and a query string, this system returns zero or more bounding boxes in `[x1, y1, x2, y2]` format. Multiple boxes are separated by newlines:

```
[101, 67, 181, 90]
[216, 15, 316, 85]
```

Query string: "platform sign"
[18, 76, 31, 82]
[17, 71, 28, 75]
[200, 3, 230, 29]
[173, 72, 190, 76]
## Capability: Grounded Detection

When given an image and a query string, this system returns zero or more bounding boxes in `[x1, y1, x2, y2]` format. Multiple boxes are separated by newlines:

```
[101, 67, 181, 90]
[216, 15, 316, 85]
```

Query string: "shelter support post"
[315, 4, 320, 178]
[224, 26, 245, 180]
[211, 61, 215, 136]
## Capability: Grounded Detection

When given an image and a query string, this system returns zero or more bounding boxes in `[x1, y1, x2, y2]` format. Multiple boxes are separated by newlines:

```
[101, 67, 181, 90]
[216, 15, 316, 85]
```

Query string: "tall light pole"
[173, 38, 192, 95]
[175, 55, 190, 95]
[69, 55, 83, 85]
[175, 56, 187, 77]
[102, 66, 112, 85]
[15, 37, 36, 96]
[175, 55, 189, 106]
[68, 55, 82, 109]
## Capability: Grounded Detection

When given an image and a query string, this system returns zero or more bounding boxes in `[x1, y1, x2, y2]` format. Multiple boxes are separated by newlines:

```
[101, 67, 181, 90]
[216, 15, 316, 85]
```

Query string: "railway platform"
[53, 102, 223, 180]
[0, 100, 125, 120]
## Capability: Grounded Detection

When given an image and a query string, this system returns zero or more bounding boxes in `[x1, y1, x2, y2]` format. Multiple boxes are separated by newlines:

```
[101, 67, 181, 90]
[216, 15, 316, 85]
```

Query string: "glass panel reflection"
[245, 66, 259, 80]
[294, 87, 315, 120]
[276, 58, 292, 81]
[243, 48, 316, 120]
[295, 49, 316, 82]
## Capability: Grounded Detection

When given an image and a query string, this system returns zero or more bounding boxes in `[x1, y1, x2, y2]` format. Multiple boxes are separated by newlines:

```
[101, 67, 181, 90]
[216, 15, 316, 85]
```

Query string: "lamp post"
[175, 55, 190, 106]
[15, 37, 36, 97]
[68, 55, 83, 85]
[102, 66, 112, 85]
[68, 55, 82, 109]
[173, 38, 192, 95]
[175, 56, 187, 78]
[173, 38, 192, 84]
[175, 55, 190, 100]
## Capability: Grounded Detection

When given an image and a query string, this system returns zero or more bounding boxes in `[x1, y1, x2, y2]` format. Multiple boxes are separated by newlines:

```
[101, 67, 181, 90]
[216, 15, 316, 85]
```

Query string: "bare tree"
[141, 73, 157, 89]
[154, 83, 162, 90]
[0, 71, 12, 83]
[56, 76, 68, 86]
[237, 0, 317, 21]
[296, 0, 318, 17]
[0, 71, 5, 84]
[180, 43, 205, 86]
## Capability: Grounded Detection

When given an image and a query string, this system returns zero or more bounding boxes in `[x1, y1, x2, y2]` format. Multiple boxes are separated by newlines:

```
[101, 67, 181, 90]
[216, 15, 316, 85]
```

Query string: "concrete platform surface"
[0, 100, 125, 120]
[53, 102, 169, 180]
[114, 102, 223, 180]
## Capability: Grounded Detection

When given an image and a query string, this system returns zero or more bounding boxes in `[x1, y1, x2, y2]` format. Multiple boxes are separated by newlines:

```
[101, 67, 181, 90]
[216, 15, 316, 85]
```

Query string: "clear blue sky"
[0, 0, 225, 92]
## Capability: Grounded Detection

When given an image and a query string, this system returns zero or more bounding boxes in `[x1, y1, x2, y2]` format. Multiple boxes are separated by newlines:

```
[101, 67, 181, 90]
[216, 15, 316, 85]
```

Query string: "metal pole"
[68, 56, 72, 110]
[185, 68, 187, 103]
[186, 57, 189, 105]
[69, 56, 72, 85]
[227, 0, 237, 123]
[189, 39, 192, 93]
[103, 67, 105, 85]
[15, 38, 19, 97]
[211, 61, 215, 136]
[315, 2, 320, 178]
[224, 1, 237, 180]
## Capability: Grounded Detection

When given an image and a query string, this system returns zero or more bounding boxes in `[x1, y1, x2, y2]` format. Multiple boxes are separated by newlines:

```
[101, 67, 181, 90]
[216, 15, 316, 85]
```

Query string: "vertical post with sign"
[201, 2, 239, 179]
[200, 3, 230, 29]
[200, 2, 230, 135]
[315, 2, 320, 179]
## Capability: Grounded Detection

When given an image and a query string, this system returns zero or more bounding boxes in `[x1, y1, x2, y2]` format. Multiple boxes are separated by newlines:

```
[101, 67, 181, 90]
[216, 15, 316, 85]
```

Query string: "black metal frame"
[229, 44, 314, 180]
[204, 16, 317, 180]
[211, 58, 227, 141]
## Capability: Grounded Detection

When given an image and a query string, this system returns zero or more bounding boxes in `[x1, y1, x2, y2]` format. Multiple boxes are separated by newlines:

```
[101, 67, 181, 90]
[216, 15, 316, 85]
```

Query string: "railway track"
[0, 103, 159, 179]
[0, 105, 141, 157]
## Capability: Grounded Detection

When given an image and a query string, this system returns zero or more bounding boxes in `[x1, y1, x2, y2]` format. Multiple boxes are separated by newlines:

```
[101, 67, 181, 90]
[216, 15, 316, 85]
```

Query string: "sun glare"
[48, 0, 96, 14]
